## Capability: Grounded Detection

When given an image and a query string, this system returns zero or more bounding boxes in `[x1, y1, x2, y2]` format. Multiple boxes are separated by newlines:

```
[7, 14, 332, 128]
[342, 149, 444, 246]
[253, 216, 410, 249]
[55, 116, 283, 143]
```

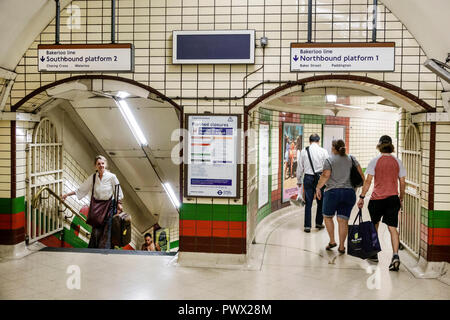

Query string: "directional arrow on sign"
[293, 55, 299, 61]
[40, 56, 45, 62]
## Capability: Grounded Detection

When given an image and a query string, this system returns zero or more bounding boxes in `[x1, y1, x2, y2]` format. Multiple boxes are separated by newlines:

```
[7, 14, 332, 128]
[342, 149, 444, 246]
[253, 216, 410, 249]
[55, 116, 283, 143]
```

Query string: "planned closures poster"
[186, 115, 240, 198]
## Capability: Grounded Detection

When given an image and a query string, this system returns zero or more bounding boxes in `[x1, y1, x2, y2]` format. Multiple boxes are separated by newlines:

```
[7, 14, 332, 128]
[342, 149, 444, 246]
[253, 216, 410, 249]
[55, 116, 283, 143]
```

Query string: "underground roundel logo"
[217, 190, 223, 195]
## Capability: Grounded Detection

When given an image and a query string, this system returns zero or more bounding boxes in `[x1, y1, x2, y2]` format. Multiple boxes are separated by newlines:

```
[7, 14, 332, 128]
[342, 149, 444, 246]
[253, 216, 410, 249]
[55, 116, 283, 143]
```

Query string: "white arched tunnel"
[26, 78, 181, 239]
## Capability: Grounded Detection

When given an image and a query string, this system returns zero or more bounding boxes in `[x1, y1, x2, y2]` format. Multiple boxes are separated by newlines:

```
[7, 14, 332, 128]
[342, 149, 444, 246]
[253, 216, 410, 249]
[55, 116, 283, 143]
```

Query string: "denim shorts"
[322, 188, 356, 220]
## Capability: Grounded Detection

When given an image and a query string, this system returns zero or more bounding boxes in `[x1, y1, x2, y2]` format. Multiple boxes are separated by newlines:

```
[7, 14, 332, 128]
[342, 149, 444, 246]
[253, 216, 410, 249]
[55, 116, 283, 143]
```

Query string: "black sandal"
[338, 247, 346, 254]
[326, 243, 337, 250]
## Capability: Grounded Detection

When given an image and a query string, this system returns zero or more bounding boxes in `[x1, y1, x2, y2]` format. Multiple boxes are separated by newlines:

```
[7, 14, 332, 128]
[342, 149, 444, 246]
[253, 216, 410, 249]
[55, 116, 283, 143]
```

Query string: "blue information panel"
[173, 30, 255, 64]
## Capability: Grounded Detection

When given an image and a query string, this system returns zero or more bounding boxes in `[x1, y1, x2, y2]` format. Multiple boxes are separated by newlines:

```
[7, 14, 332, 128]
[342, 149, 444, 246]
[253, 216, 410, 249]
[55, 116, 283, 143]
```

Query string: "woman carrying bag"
[315, 140, 365, 254]
[62, 155, 123, 249]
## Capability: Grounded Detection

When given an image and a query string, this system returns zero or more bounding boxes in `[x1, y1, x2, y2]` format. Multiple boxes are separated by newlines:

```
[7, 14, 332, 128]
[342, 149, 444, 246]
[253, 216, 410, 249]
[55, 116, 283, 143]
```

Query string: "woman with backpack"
[315, 140, 365, 254]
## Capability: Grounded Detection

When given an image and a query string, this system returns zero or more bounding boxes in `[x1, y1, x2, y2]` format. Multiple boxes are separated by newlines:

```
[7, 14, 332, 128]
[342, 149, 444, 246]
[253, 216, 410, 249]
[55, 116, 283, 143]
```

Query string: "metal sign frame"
[173, 30, 255, 64]
[290, 42, 395, 72]
[37, 43, 134, 73]
[184, 113, 242, 199]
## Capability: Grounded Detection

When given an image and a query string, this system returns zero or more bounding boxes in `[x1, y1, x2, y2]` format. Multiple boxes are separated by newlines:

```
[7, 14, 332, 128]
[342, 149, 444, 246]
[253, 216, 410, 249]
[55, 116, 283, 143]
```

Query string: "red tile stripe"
[0, 211, 25, 230]
[429, 227, 450, 246]
[180, 220, 246, 238]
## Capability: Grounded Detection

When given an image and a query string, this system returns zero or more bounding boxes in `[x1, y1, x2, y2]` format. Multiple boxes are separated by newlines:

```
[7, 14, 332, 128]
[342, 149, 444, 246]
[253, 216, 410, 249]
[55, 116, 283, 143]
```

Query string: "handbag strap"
[306, 146, 316, 175]
[90, 173, 96, 200]
[349, 155, 356, 167]
[352, 208, 363, 225]
[113, 184, 120, 215]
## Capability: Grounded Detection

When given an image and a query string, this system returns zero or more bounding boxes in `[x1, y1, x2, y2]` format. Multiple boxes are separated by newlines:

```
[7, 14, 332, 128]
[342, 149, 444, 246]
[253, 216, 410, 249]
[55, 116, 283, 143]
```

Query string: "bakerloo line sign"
[290, 42, 395, 72]
[38, 43, 134, 72]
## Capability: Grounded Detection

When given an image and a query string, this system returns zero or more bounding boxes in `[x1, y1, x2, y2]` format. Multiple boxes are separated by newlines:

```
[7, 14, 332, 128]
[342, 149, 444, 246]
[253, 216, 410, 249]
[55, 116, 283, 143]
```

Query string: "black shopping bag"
[347, 209, 381, 259]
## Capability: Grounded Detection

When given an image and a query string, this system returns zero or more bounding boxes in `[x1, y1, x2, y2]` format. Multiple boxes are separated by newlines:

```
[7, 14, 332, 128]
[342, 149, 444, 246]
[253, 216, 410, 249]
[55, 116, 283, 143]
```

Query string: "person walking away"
[296, 134, 329, 232]
[315, 140, 365, 254]
[62, 155, 123, 249]
[357, 135, 406, 271]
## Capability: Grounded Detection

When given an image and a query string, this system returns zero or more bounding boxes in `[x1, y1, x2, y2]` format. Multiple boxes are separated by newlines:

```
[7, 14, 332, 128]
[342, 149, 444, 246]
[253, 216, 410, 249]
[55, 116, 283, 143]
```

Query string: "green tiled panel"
[180, 203, 246, 221]
[0, 197, 25, 214]
[170, 240, 179, 249]
[257, 204, 272, 224]
[63, 228, 89, 248]
[428, 210, 450, 222]
[259, 108, 272, 122]
[301, 114, 326, 124]
[256, 174, 273, 224]
[421, 207, 428, 216]
[0, 198, 11, 214]
[428, 218, 450, 229]
[11, 197, 25, 214]
[213, 204, 228, 221]
[72, 215, 92, 233]
[229, 205, 246, 221]
[421, 209, 450, 229]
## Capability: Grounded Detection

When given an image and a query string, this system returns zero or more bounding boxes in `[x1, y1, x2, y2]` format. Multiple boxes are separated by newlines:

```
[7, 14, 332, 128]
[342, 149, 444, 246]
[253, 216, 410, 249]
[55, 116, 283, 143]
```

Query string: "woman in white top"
[62, 155, 123, 249]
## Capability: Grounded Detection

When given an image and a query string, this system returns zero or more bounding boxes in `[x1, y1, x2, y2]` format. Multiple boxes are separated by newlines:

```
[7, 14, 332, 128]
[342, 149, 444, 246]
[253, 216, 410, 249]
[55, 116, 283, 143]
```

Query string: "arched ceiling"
[0, 0, 449, 82]
[40, 80, 181, 232]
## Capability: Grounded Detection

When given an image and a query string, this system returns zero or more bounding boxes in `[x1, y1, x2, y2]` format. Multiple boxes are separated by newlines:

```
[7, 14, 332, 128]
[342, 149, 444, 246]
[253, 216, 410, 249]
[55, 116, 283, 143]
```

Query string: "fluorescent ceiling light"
[115, 98, 148, 146]
[162, 182, 180, 208]
[326, 94, 337, 103]
[335, 103, 362, 109]
[117, 91, 130, 99]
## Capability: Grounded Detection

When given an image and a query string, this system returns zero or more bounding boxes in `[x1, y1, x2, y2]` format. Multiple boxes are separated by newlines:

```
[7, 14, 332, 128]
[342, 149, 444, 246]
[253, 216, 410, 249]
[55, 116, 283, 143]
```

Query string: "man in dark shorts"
[357, 135, 406, 271]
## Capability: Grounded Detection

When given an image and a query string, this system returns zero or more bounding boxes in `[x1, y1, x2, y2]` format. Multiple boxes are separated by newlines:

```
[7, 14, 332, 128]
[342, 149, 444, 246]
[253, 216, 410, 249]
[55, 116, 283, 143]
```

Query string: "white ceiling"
[44, 82, 181, 231]
[72, 96, 180, 219]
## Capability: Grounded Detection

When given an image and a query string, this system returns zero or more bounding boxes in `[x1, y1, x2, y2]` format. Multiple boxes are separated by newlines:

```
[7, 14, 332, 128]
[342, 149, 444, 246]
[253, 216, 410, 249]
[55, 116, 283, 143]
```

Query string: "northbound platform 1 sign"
[38, 43, 134, 72]
[290, 42, 395, 72]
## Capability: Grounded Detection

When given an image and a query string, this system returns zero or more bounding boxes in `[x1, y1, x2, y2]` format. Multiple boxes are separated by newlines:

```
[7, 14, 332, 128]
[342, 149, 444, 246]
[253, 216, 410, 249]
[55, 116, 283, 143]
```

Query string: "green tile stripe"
[170, 240, 179, 249]
[427, 210, 450, 229]
[71, 214, 92, 233]
[0, 197, 25, 214]
[61, 227, 89, 248]
[180, 203, 246, 222]
[257, 174, 273, 224]
[259, 108, 272, 122]
[301, 114, 326, 124]
[420, 208, 450, 229]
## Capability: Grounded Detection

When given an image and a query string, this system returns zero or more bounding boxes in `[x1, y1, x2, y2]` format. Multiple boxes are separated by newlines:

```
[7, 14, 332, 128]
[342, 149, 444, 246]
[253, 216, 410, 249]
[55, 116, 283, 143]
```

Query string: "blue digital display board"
[173, 30, 255, 64]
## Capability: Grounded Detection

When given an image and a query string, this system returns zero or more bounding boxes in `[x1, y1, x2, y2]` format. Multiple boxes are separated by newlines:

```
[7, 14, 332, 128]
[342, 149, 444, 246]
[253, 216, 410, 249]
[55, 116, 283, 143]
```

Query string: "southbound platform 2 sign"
[37, 43, 134, 72]
[290, 42, 395, 72]
[185, 114, 240, 198]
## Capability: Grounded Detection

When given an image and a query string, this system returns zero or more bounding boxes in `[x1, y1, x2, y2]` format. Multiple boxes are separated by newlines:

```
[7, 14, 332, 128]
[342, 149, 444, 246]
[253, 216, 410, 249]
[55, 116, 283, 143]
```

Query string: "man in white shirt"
[296, 134, 329, 232]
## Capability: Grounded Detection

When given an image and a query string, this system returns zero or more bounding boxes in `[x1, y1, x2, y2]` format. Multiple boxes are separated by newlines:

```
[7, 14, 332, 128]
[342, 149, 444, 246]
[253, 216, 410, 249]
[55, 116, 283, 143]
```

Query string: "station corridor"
[1, 205, 448, 300]
[1, 0, 450, 303]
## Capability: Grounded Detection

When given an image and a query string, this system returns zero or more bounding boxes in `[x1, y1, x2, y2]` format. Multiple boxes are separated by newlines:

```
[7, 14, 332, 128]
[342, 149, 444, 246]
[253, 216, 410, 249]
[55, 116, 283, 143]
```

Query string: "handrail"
[32, 186, 87, 223]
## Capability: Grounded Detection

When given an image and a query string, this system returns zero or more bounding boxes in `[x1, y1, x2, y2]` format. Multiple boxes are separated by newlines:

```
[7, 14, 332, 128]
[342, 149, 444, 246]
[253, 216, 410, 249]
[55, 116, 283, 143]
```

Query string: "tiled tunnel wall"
[247, 106, 400, 242]
[0, 0, 446, 259]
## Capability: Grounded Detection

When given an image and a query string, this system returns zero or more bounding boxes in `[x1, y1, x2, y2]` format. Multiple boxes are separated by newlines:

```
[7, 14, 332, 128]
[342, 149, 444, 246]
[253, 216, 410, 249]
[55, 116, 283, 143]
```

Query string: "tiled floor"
[0, 206, 449, 300]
